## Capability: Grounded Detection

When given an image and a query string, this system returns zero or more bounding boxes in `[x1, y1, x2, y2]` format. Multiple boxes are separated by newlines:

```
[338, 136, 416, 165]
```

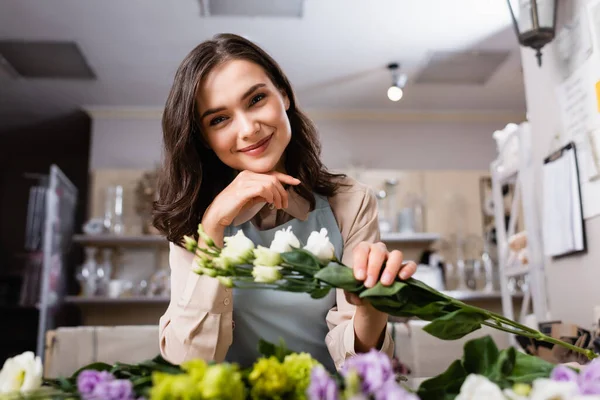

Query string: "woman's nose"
[238, 113, 260, 140]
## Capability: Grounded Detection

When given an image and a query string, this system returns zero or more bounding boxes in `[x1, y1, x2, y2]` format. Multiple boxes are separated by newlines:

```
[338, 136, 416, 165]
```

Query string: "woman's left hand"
[345, 241, 417, 306]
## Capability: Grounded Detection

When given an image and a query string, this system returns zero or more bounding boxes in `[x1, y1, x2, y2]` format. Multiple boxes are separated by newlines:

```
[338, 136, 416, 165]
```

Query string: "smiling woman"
[151, 33, 418, 372]
[196, 61, 292, 173]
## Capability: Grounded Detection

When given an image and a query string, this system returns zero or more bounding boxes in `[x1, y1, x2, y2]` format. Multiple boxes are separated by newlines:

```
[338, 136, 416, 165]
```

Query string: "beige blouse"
[158, 176, 395, 370]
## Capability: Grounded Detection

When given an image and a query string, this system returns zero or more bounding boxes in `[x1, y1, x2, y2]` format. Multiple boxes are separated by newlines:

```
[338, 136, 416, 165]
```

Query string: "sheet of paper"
[542, 147, 585, 257]
[555, 59, 600, 183]
[555, 4, 594, 80]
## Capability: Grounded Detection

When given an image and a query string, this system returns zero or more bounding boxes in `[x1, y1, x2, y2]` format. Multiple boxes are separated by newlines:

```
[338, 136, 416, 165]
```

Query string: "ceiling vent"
[199, 0, 304, 18]
[0, 41, 96, 79]
[414, 50, 510, 85]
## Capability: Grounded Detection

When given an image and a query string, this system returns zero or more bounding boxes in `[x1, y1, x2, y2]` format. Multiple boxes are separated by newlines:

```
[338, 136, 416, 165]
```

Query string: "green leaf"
[492, 347, 517, 383]
[393, 301, 450, 320]
[310, 286, 332, 299]
[368, 295, 406, 308]
[462, 335, 499, 376]
[281, 250, 321, 270]
[359, 281, 407, 298]
[406, 277, 447, 297]
[423, 309, 486, 340]
[314, 263, 360, 292]
[417, 360, 468, 400]
[508, 351, 555, 384]
[257, 338, 293, 362]
[278, 279, 315, 292]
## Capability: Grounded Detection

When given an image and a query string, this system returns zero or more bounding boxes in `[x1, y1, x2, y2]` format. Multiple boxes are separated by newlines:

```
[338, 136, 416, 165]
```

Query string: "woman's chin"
[240, 159, 280, 174]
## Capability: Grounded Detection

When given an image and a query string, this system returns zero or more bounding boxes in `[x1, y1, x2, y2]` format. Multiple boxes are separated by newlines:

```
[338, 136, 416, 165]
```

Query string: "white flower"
[0, 351, 43, 394]
[303, 228, 335, 262]
[253, 246, 282, 267]
[455, 374, 505, 400]
[220, 230, 255, 264]
[529, 378, 580, 400]
[270, 226, 300, 253]
[252, 265, 283, 283]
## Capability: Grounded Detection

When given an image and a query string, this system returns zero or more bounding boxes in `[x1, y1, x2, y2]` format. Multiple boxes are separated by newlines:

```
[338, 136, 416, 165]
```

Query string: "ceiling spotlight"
[387, 62, 407, 102]
[387, 86, 403, 102]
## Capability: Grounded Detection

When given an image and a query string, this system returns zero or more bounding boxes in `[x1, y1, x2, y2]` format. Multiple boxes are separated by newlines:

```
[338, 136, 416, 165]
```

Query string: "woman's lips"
[238, 134, 273, 156]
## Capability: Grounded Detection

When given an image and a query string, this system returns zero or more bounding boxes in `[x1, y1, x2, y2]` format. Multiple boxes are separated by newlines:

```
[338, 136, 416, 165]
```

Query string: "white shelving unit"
[490, 122, 549, 346]
[65, 295, 169, 305]
[72, 234, 168, 247]
[380, 232, 441, 244]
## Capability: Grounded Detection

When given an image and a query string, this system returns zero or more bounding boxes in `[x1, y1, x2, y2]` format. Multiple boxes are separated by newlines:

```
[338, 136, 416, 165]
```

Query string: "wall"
[88, 110, 515, 171]
[520, 0, 600, 327]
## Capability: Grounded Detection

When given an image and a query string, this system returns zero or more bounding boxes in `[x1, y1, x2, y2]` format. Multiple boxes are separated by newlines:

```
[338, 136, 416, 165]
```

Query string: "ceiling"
[0, 0, 526, 131]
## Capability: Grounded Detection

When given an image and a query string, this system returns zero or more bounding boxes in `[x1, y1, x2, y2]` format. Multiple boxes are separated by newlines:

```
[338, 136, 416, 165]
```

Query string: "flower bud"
[252, 265, 283, 283]
[183, 235, 198, 252]
[253, 246, 282, 267]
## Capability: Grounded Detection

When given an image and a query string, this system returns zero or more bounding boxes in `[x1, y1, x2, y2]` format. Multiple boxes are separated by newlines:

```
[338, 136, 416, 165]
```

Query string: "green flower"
[248, 356, 289, 400]
[343, 370, 361, 398]
[199, 364, 245, 400]
[512, 382, 532, 396]
[150, 372, 202, 400]
[181, 359, 208, 382]
[253, 246, 282, 267]
[283, 353, 321, 400]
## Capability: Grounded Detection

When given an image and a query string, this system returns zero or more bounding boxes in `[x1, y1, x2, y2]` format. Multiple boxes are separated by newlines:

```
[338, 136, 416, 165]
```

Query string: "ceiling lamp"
[506, 0, 558, 67]
[387, 63, 407, 102]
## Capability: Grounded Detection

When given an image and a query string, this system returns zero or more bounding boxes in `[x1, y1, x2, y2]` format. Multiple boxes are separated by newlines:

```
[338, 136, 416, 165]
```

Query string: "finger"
[268, 175, 288, 209]
[352, 242, 371, 281]
[269, 171, 301, 186]
[263, 182, 283, 209]
[399, 261, 418, 280]
[254, 175, 286, 209]
[365, 242, 388, 288]
[246, 184, 274, 205]
[381, 250, 403, 285]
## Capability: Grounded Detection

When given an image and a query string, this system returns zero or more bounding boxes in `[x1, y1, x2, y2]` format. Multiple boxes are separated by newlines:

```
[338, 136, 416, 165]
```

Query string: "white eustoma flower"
[220, 230, 255, 264]
[252, 265, 283, 283]
[303, 228, 335, 262]
[253, 246, 282, 267]
[455, 374, 505, 400]
[0, 351, 43, 394]
[529, 378, 580, 400]
[270, 226, 300, 253]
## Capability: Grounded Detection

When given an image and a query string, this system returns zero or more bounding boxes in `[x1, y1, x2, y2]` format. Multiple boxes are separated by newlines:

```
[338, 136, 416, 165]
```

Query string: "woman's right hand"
[202, 170, 301, 236]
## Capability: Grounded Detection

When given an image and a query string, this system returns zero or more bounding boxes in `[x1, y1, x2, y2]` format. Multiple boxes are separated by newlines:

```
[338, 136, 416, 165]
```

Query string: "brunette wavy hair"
[153, 33, 345, 243]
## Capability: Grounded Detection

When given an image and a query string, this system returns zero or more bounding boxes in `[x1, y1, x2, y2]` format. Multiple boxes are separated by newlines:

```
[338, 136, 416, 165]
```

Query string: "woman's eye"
[209, 116, 227, 126]
[249, 93, 265, 106]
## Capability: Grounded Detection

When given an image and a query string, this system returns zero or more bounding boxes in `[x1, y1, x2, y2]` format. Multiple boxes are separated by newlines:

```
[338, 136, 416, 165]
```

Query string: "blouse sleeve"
[325, 181, 395, 370]
[158, 243, 233, 364]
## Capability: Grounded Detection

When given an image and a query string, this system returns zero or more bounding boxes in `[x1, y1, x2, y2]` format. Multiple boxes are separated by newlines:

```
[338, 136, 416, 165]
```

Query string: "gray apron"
[224, 194, 343, 372]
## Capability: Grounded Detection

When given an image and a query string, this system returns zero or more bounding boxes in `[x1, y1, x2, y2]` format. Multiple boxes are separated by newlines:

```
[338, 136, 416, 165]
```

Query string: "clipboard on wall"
[542, 142, 587, 258]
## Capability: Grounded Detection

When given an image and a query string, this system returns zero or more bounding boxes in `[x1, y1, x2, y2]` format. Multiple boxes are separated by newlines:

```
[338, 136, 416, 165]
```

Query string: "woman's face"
[196, 59, 291, 174]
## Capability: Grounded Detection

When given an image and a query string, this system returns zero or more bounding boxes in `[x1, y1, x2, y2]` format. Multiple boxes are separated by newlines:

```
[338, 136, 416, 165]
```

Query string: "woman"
[153, 33, 417, 372]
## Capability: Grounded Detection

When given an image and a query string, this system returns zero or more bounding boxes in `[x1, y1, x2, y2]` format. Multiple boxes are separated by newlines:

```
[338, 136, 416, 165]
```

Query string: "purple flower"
[579, 358, 600, 395]
[90, 379, 135, 400]
[551, 365, 579, 383]
[77, 370, 114, 396]
[341, 349, 394, 395]
[374, 379, 420, 400]
[307, 365, 339, 400]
